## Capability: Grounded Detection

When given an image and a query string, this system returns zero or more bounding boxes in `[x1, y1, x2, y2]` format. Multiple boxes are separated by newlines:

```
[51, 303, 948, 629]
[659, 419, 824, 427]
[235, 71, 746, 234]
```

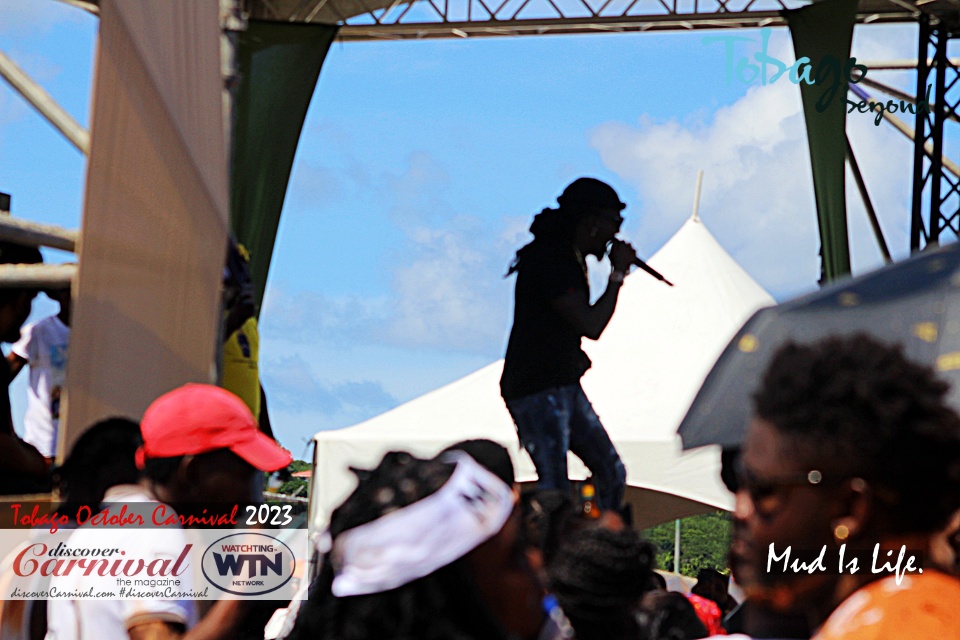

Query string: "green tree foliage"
[260, 460, 310, 494]
[262, 460, 311, 516]
[278, 460, 311, 496]
[642, 511, 732, 577]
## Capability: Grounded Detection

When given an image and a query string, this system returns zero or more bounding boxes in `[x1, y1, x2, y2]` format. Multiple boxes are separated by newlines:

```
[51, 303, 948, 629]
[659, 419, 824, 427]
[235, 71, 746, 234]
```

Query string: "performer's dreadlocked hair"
[506, 206, 585, 276]
[548, 526, 658, 640]
[754, 333, 960, 534]
[286, 451, 512, 640]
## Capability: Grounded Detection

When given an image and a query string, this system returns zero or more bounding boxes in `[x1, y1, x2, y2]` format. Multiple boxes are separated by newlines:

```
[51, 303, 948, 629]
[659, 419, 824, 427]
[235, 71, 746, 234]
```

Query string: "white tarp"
[61, 0, 229, 455]
[312, 215, 774, 530]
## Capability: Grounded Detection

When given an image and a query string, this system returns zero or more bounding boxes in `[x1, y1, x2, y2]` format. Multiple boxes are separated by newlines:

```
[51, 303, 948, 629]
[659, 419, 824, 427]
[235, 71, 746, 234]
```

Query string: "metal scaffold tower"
[912, 12, 960, 251]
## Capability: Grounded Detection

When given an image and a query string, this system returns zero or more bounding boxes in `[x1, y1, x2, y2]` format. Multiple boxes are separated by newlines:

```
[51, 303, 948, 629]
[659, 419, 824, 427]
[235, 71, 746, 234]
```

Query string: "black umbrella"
[678, 241, 960, 450]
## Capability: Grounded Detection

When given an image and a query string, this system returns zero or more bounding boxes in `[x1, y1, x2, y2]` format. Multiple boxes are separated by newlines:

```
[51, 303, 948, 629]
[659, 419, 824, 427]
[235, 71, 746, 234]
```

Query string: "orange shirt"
[814, 571, 960, 640]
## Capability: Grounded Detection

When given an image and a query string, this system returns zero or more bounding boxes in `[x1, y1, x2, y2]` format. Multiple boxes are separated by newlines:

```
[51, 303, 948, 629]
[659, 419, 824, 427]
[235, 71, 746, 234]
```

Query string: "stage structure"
[246, 0, 958, 270]
[912, 14, 960, 252]
[247, 0, 928, 40]
[29, 0, 960, 283]
[0, 0, 957, 463]
[252, 0, 960, 276]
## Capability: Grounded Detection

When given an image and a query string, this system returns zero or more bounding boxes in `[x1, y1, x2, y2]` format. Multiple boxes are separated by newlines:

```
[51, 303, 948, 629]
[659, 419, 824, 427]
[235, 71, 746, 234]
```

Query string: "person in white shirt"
[8, 287, 70, 460]
[0, 240, 48, 494]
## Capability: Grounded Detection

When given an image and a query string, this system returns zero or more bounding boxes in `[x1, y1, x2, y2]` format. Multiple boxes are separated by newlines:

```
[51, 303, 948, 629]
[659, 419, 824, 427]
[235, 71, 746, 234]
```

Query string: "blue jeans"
[506, 383, 626, 511]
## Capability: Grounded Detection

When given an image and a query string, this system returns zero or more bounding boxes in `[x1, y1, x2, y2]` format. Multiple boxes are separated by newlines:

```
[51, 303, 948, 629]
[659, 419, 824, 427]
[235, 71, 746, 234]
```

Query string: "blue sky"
[0, 1, 925, 456]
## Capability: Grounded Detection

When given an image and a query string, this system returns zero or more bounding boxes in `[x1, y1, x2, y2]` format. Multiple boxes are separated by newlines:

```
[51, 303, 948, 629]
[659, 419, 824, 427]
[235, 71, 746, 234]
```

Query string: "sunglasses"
[734, 458, 829, 518]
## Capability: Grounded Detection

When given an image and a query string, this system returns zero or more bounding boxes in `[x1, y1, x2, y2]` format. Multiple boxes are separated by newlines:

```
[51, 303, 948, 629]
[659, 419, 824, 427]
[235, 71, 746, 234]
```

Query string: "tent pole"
[674, 519, 681, 574]
[691, 170, 703, 222]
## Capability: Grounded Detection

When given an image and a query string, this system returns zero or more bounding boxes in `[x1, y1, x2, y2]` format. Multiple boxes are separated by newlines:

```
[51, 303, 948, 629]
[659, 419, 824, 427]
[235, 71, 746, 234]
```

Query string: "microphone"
[607, 238, 674, 286]
[632, 257, 674, 286]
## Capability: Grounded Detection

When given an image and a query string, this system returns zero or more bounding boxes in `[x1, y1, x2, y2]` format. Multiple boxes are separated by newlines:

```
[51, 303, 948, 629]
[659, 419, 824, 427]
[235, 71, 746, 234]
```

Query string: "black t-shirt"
[500, 241, 591, 401]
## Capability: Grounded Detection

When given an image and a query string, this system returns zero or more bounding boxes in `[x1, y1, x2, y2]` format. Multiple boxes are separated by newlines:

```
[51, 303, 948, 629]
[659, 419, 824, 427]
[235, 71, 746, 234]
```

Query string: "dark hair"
[440, 439, 515, 486]
[692, 568, 727, 591]
[142, 450, 253, 488]
[506, 207, 583, 276]
[142, 455, 186, 485]
[548, 526, 657, 640]
[522, 489, 579, 565]
[754, 334, 960, 534]
[690, 568, 727, 605]
[0, 241, 42, 306]
[57, 418, 142, 517]
[287, 451, 511, 640]
[0, 241, 42, 266]
[719, 448, 740, 494]
[638, 591, 709, 640]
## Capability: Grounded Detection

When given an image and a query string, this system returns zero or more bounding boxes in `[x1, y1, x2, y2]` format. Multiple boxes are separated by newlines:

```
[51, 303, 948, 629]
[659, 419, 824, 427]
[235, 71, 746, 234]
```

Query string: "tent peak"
[690, 170, 704, 223]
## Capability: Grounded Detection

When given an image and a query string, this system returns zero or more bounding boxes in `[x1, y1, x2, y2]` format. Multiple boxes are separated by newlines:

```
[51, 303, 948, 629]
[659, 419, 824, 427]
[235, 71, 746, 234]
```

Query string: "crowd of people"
[1, 383, 293, 640]
[10, 336, 959, 640]
[275, 333, 960, 640]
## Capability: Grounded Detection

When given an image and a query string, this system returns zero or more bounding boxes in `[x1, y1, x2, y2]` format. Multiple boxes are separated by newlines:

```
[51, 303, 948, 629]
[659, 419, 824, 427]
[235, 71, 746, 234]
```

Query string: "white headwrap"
[329, 453, 514, 597]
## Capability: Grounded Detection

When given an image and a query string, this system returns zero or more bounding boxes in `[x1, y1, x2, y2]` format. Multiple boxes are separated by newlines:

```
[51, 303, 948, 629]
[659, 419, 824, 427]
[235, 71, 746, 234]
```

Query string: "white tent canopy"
[311, 214, 774, 531]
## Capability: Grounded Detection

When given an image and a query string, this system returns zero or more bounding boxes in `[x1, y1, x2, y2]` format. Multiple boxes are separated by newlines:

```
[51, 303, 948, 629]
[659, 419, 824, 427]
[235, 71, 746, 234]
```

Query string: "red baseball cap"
[136, 383, 292, 472]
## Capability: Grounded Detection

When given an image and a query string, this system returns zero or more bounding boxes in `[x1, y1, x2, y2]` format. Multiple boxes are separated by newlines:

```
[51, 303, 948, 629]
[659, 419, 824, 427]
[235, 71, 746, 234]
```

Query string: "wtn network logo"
[703, 27, 931, 125]
[201, 533, 295, 597]
[212, 549, 283, 578]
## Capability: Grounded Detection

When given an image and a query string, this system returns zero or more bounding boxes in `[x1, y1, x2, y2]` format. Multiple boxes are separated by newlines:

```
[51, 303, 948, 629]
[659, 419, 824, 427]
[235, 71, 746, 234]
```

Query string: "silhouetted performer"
[501, 177, 637, 512]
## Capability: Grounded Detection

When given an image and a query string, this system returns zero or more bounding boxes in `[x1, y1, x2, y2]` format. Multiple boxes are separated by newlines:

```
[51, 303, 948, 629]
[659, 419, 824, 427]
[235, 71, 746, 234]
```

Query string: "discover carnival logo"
[201, 532, 295, 596]
[12, 541, 191, 578]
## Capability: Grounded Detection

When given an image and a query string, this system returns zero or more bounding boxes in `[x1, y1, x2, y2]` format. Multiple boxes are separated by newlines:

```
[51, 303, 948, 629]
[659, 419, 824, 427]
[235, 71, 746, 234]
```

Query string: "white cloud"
[377, 152, 522, 354]
[261, 353, 397, 416]
[385, 221, 512, 354]
[386, 150, 454, 228]
[260, 287, 387, 343]
[592, 80, 820, 297]
[499, 214, 531, 247]
[845, 102, 914, 263]
[288, 162, 344, 209]
[591, 51, 917, 300]
[265, 152, 517, 356]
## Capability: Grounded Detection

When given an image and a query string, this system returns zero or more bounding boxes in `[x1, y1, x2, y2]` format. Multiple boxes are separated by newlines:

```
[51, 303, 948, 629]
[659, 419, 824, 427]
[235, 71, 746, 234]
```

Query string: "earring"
[834, 524, 850, 541]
